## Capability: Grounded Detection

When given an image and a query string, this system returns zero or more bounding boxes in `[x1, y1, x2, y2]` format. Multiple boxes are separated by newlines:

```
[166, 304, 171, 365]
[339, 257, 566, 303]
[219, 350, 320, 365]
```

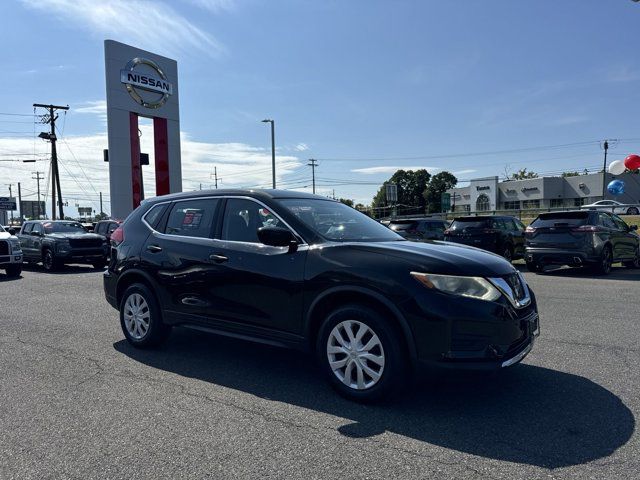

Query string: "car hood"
[0, 232, 15, 240]
[347, 240, 516, 277]
[47, 232, 103, 240]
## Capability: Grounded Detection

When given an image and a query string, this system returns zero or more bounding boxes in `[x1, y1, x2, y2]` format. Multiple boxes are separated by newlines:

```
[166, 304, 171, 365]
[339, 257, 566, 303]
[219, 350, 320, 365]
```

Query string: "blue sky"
[2, 0, 640, 216]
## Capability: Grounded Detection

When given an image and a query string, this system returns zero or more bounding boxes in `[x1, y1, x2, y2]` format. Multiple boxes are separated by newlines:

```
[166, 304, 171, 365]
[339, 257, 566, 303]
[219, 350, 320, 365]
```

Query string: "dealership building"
[447, 172, 640, 213]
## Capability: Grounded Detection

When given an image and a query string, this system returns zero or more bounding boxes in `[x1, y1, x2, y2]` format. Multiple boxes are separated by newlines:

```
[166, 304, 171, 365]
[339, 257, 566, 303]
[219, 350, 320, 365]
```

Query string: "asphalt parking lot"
[1, 264, 638, 479]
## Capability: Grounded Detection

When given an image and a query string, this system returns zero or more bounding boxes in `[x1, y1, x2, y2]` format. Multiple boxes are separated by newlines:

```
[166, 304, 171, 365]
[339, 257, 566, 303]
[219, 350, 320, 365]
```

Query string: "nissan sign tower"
[104, 40, 182, 219]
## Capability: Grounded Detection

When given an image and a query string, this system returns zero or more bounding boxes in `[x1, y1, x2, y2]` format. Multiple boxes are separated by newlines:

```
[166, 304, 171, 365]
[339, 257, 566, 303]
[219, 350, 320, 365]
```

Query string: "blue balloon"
[607, 179, 625, 196]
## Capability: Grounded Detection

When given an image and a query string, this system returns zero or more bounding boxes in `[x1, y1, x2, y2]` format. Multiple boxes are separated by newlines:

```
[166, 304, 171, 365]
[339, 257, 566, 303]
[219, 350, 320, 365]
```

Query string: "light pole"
[262, 119, 276, 189]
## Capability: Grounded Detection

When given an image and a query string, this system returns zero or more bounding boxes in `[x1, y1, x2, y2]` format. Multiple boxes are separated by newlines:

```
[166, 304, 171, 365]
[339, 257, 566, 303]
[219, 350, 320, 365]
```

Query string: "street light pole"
[262, 119, 276, 189]
[601, 140, 609, 200]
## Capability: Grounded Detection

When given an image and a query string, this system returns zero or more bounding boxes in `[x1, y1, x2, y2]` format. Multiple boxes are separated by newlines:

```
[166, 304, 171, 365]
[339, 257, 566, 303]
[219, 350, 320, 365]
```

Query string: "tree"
[423, 171, 458, 213]
[338, 198, 354, 207]
[511, 168, 538, 180]
[561, 171, 580, 177]
[94, 212, 109, 221]
[371, 169, 431, 215]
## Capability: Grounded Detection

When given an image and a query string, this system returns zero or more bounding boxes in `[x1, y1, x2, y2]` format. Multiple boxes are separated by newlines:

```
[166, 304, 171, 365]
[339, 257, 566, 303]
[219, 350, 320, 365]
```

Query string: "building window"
[503, 201, 520, 210]
[476, 194, 490, 212]
[550, 199, 564, 208]
[522, 199, 540, 209]
[454, 204, 470, 213]
[574, 198, 585, 207]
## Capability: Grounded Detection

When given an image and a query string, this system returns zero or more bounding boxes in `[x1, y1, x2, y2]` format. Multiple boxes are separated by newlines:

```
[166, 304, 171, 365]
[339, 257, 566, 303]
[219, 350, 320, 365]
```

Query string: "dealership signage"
[476, 185, 491, 191]
[0, 197, 16, 210]
[120, 57, 173, 109]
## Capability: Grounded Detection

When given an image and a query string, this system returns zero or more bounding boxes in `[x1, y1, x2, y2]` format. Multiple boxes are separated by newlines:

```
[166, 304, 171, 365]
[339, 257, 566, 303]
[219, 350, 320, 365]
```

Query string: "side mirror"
[257, 226, 297, 251]
[7, 227, 16, 235]
[630, 225, 638, 231]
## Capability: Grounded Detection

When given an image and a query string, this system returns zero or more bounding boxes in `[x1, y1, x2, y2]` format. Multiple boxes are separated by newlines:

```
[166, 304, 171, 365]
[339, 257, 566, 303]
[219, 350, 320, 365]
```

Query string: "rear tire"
[316, 304, 407, 403]
[627, 207, 639, 215]
[525, 261, 539, 273]
[120, 283, 171, 348]
[594, 246, 613, 275]
[92, 260, 106, 270]
[5, 264, 22, 278]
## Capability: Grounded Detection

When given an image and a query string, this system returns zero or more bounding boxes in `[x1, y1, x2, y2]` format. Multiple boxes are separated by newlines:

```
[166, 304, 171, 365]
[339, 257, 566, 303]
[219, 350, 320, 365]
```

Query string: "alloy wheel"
[123, 293, 151, 340]
[602, 248, 612, 274]
[326, 320, 385, 390]
[43, 251, 53, 270]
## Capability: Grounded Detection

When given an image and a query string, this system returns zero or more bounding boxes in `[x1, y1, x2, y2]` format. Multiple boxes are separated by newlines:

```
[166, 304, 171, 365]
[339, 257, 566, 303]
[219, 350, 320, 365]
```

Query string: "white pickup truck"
[0, 225, 22, 277]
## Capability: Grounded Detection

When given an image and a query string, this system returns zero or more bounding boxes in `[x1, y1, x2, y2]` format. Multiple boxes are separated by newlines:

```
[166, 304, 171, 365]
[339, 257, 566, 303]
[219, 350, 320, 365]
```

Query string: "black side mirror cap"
[257, 226, 297, 251]
[630, 225, 638, 231]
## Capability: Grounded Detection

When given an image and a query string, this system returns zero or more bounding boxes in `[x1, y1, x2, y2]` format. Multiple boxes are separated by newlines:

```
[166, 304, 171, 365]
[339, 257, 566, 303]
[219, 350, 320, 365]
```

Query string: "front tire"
[120, 283, 171, 348]
[42, 249, 61, 272]
[316, 304, 406, 402]
[5, 264, 22, 278]
[623, 246, 640, 269]
[92, 260, 106, 270]
[626, 207, 639, 215]
[526, 261, 539, 273]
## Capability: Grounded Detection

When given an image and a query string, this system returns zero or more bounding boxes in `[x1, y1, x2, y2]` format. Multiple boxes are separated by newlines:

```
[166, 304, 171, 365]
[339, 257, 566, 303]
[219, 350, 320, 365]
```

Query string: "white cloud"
[0, 127, 302, 217]
[19, 0, 226, 58]
[351, 165, 439, 175]
[185, 0, 235, 13]
[74, 100, 108, 124]
[452, 169, 477, 175]
[294, 143, 309, 152]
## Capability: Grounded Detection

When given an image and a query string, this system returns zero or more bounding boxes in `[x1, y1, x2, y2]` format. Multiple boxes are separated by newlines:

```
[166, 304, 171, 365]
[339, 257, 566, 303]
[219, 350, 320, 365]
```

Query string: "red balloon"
[623, 154, 640, 170]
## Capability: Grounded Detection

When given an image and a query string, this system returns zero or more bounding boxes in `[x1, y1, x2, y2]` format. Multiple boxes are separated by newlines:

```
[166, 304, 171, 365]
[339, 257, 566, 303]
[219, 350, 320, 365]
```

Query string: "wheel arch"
[305, 286, 417, 361]
[115, 268, 160, 307]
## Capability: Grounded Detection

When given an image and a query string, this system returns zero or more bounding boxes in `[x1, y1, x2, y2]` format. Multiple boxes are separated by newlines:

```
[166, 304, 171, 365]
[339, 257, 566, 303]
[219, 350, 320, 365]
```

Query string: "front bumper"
[0, 253, 23, 265]
[103, 270, 118, 309]
[405, 287, 540, 371]
[56, 248, 105, 264]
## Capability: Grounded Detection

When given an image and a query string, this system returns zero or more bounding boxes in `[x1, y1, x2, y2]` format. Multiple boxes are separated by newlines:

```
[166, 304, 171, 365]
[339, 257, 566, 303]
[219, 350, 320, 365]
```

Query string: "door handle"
[209, 253, 228, 263]
[146, 245, 163, 253]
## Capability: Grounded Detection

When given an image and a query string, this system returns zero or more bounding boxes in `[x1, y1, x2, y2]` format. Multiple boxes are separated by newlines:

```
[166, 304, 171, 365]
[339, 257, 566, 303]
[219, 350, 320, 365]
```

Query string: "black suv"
[104, 190, 539, 401]
[525, 210, 640, 274]
[444, 216, 526, 262]
[388, 218, 449, 241]
[18, 220, 108, 271]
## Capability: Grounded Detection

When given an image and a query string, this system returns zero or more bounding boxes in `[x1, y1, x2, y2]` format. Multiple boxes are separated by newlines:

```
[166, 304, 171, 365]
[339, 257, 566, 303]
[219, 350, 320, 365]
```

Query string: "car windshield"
[43, 222, 87, 234]
[450, 219, 490, 230]
[388, 221, 418, 231]
[531, 212, 590, 228]
[280, 198, 403, 242]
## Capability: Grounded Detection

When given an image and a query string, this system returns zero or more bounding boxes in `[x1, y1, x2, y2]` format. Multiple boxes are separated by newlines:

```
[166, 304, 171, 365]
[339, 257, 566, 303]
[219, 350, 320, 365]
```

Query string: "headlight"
[411, 272, 502, 302]
[9, 239, 21, 252]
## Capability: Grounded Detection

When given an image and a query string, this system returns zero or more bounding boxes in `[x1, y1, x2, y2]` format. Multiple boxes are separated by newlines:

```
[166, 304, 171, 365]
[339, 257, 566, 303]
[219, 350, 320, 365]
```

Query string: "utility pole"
[17, 182, 22, 223]
[212, 167, 218, 189]
[99, 192, 103, 216]
[32, 171, 44, 219]
[307, 159, 317, 194]
[5, 184, 14, 222]
[261, 119, 276, 188]
[601, 140, 609, 200]
[34, 103, 69, 220]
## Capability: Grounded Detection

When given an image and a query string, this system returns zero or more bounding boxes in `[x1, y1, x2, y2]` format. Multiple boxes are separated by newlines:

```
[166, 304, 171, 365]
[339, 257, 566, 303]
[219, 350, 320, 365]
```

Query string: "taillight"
[110, 226, 124, 246]
[571, 225, 600, 233]
[525, 226, 536, 233]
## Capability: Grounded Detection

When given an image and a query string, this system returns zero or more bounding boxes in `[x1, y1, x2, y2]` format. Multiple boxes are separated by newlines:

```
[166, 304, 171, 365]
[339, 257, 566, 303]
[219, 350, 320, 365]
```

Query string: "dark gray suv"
[524, 210, 640, 274]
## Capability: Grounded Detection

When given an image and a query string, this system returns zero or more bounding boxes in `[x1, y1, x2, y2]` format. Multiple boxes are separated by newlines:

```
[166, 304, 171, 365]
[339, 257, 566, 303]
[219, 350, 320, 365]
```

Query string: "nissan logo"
[120, 57, 173, 109]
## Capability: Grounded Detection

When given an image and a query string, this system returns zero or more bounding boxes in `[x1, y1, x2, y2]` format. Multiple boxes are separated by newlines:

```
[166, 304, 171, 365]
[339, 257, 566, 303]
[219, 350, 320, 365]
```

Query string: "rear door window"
[22, 223, 33, 234]
[598, 213, 617, 229]
[165, 198, 220, 238]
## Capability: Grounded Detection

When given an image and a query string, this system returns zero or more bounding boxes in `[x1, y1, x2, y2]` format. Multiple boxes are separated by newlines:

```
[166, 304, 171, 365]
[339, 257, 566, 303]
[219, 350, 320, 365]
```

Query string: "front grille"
[68, 237, 102, 248]
[0, 241, 8, 255]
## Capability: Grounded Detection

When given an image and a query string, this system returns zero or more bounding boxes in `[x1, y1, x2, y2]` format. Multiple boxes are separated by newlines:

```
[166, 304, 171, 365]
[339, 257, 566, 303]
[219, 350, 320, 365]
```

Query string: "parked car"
[524, 210, 640, 274]
[104, 190, 539, 402]
[18, 220, 108, 271]
[0, 224, 23, 277]
[582, 200, 640, 215]
[444, 215, 526, 262]
[94, 219, 122, 260]
[387, 218, 449, 241]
